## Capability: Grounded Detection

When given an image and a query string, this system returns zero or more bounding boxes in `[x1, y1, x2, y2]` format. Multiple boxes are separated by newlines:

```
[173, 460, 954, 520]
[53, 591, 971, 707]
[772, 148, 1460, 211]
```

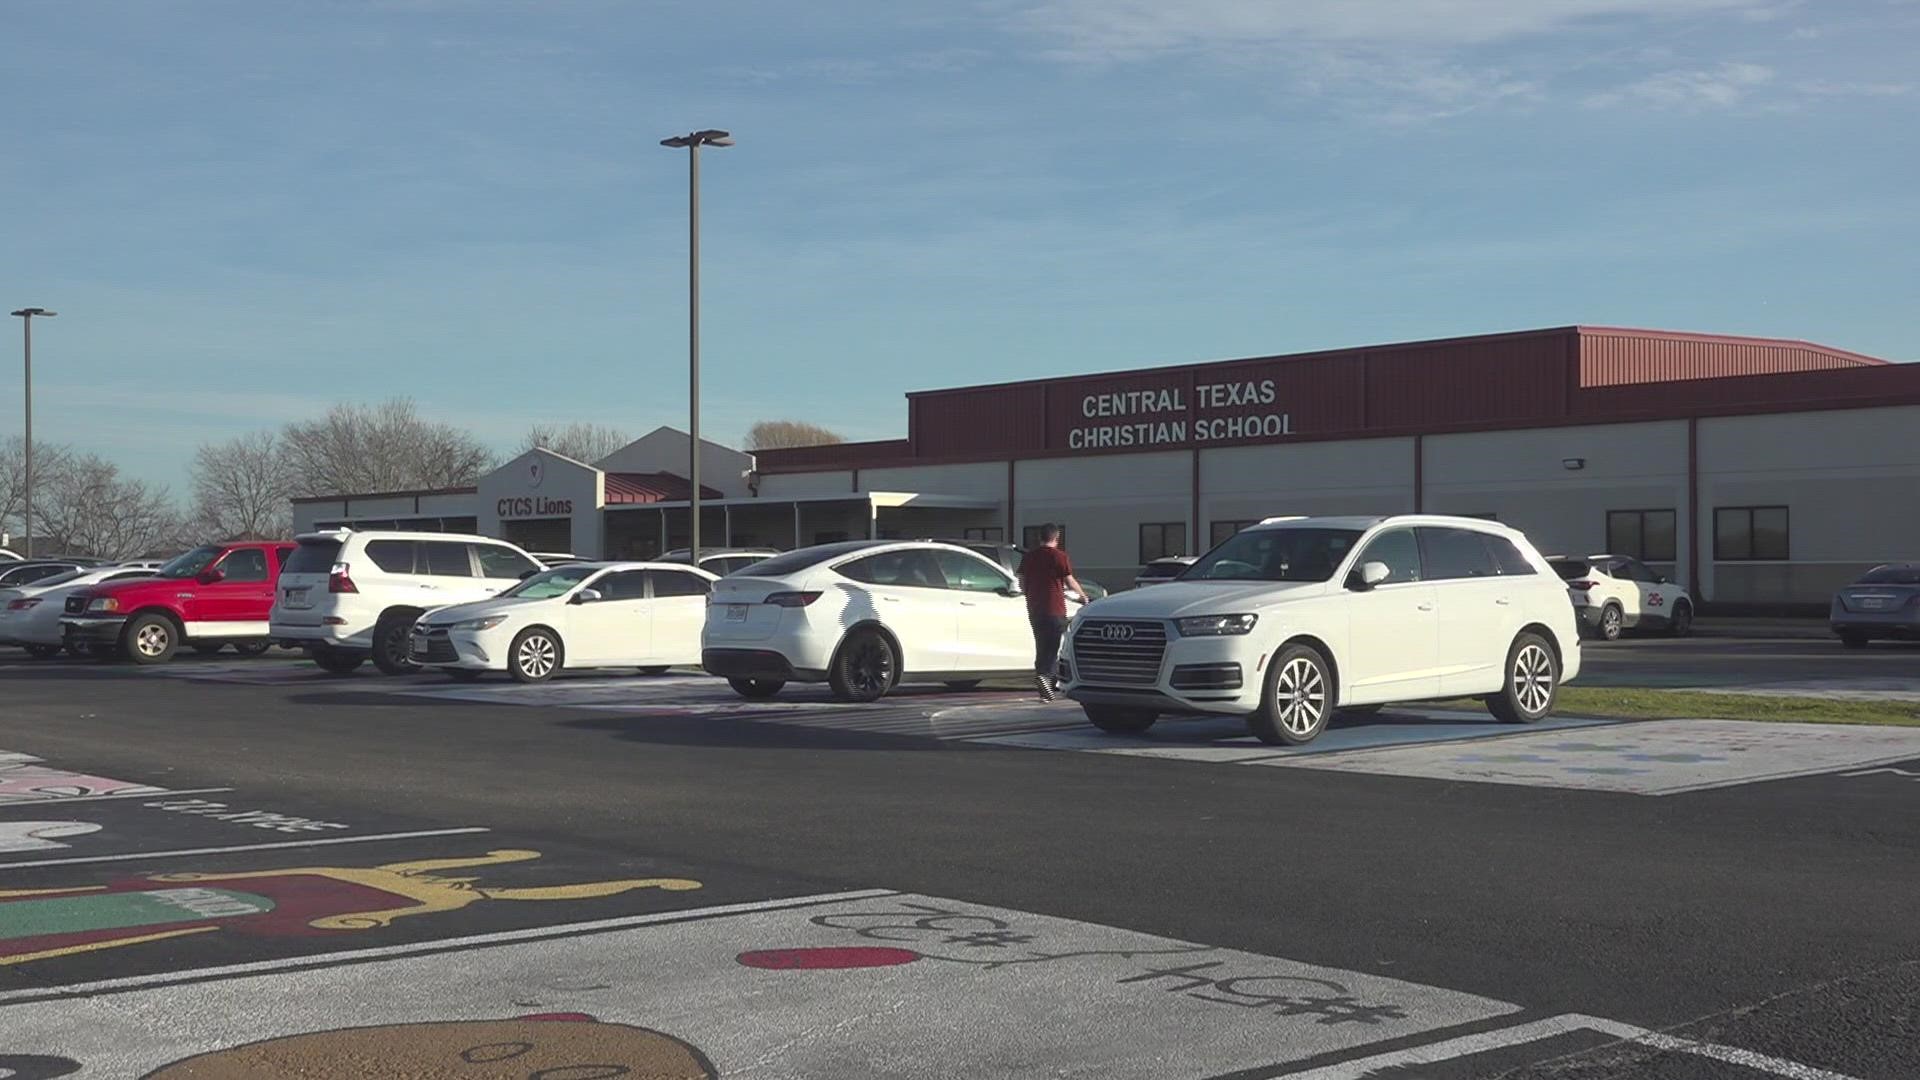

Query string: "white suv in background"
[1062, 515, 1581, 745]
[703, 540, 1077, 702]
[1548, 554, 1694, 640]
[270, 530, 544, 675]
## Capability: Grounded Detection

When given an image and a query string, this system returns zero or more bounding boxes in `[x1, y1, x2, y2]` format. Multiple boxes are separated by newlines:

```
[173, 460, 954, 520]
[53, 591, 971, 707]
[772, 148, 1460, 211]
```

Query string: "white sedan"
[408, 561, 717, 683]
[702, 540, 1079, 702]
[0, 566, 160, 657]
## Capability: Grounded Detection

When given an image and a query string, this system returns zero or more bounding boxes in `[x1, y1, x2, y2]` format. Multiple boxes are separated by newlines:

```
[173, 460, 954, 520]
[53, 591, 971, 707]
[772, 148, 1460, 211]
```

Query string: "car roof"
[561, 560, 720, 577]
[297, 529, 524, 546]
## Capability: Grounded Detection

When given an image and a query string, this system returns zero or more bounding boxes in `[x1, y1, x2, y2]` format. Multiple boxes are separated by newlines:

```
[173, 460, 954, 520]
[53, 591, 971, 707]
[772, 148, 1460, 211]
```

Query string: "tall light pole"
[659, 129, 733, 558]
[9, 308, 54, 558]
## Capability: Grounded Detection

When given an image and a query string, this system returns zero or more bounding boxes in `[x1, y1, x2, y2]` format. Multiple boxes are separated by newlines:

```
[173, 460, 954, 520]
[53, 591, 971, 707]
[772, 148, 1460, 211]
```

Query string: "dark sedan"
[1831, 564, 1920, 647]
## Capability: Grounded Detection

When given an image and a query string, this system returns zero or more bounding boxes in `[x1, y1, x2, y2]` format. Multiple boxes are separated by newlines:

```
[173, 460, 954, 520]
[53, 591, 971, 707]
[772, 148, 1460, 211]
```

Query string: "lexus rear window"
[1859, 566, 1920, 585]
[284, 541, 343, 575]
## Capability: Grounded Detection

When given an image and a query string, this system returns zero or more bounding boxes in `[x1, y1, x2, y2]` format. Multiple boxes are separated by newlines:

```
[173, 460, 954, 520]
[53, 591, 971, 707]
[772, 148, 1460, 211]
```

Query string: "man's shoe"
[1034, 674, 1057, 702]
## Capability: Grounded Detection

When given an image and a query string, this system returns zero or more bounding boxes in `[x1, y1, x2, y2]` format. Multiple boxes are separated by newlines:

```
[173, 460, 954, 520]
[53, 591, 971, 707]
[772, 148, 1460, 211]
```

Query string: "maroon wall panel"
[754, 439, 911, 472]
[1365, 334, 1570, 429]
[911, 386, 1048, 457]
[1578, 330, 1883, 388]
[1573, 362, 1920, 419]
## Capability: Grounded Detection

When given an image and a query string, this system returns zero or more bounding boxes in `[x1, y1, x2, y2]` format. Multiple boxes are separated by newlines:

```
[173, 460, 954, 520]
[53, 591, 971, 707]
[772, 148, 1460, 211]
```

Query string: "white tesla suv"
[702, 540, 1075, 702]
[1061, 515, 1581, 745]
[409, 561, 717, 683]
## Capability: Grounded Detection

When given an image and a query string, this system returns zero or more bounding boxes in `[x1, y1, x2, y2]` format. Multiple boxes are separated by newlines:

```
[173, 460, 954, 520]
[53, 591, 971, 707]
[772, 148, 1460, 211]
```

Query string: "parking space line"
[1274, 1012, 1862, 1080]
[0, 786, 234, 807]
[0, 887, 900, 1006]
[0, 826, 492, 869]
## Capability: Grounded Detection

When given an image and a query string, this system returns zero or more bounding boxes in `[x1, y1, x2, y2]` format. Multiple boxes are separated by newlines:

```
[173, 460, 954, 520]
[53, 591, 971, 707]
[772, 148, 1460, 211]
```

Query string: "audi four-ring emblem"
[1099, 624, 1136, 642]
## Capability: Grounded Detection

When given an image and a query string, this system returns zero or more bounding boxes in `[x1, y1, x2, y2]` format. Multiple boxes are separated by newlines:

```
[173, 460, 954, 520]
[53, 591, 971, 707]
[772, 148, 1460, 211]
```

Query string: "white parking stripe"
[0, 826, 493, 869]
[1276, 1012, 1862, 1080]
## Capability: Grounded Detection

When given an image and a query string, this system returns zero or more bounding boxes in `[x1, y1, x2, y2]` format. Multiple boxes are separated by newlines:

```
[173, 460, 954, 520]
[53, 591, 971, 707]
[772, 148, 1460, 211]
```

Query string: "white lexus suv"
[1061, 515, 1581, 745]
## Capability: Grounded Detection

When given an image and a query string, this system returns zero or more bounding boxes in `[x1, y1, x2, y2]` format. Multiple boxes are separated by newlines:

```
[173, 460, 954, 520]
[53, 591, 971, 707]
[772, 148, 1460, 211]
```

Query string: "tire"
[508, 627, 562, 684]
[191, 642, 225, 656]
[24, 644, 62, 660]
[1084, 705, 1156, 734]
[233, 641, 272, 656]
[1666, 601, 1694, 637]
[122, 614, 179, 665]
[1489, 632, 1560, 724]
[944, 679, 982, 691]
[311, 647, 365, 675]
[1597, 604, 1624, 642]
[830, 629, 897, 703]
[370, 613, 420, 675]
[728, 677, 785, 700]
[1249, 643, 1332, 746]
[636, 665, 672, 676]
[1840, 632, 1870, 649]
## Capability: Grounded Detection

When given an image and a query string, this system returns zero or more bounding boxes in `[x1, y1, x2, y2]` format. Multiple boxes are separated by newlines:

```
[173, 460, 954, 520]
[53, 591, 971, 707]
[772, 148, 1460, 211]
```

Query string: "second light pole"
[659, 128, 733, 559]
[9, 307, 55, 558]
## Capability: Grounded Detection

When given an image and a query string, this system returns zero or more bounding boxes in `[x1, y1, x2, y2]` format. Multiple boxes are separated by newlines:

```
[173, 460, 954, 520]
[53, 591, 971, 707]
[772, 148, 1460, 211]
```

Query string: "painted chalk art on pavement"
[0, 751, 167, 804]
[4, 892, 1519, 1078]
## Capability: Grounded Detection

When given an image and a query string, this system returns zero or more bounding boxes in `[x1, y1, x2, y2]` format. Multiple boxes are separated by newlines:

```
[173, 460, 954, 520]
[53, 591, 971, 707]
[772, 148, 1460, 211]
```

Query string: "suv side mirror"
[197, 568, 226, 585]
[1347, 561, 1391, 591]
[572, 588, 603, 604]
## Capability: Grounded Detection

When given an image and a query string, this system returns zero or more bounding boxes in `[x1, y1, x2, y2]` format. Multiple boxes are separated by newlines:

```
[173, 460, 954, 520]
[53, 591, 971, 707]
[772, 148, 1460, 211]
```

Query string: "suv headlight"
[1176, 613, 1258, 636]
[452, 615, 508, 632]
[87, 597, 122, 613]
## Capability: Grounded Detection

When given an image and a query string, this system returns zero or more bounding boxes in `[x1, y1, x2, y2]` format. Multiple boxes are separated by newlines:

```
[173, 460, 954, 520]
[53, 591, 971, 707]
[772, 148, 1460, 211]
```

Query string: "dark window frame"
[1606, 509, 1677, 563]
[962, 526, 1004, 542]
[1714, 505, 1789, 562]
[1138, 522, 1188, 564]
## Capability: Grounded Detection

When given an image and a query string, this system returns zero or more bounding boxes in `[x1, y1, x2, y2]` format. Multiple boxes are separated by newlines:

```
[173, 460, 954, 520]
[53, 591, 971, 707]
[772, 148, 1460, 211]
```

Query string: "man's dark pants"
[1029, 612, 1068, 678]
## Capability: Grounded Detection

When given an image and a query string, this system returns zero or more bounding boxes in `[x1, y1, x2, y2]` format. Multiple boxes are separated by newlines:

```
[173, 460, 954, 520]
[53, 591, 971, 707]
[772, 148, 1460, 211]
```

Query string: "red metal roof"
[754, 325, 1908, 474]
[291, 486, 477, 504]
[603, 472, 723, 505]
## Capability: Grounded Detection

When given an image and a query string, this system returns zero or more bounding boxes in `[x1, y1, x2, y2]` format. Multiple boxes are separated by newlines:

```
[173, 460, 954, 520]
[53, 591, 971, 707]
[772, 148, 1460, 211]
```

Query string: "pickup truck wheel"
[370, 614, 420, 675]
[311, 647, 365, 675]
[191, 642, 225, 656]
[122, 614, 178, 665]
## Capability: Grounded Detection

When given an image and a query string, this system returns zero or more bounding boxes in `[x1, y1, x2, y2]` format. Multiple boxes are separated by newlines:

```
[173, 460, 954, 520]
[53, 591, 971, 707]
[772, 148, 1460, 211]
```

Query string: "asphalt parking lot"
[1, 634, 1917, 1078]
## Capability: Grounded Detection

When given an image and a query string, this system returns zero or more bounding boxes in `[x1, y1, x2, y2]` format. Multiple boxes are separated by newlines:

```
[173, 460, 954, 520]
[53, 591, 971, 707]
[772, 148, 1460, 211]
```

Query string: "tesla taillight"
[764, 591, 821, 607]
[328, 561, 358, 594]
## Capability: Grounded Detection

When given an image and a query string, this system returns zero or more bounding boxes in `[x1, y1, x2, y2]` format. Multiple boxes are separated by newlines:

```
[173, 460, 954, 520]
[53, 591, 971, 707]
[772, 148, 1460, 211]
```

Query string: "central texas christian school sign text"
[1067, 378, 1294, 450]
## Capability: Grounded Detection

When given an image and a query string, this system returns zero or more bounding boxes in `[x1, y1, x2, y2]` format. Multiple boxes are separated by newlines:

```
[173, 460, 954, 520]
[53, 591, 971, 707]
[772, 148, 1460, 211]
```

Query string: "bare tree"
[281, 399, 494, 497]
[36, 454, 183, 559]
[745, 420, 847, 451]
[190, 430, 295, 541]
[0, 436, 76, 555]
[519, 422, 631, 464]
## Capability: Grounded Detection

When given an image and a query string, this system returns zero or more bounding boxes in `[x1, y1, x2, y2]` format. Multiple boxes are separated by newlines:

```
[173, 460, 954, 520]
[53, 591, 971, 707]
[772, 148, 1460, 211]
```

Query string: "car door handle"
[879, 595, 900, 602]
[1494, 597, 1511, 606]
[958, 600, 978, 607]
[1416, 601, 1434, 612]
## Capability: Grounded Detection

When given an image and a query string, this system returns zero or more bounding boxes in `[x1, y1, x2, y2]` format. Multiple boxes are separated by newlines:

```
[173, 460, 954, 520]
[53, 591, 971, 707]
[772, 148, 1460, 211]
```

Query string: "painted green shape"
[0, 887, 273, 938]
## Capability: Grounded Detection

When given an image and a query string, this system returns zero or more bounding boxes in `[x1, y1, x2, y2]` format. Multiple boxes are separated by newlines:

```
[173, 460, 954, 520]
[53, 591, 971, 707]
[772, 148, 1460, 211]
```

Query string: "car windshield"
[156, 547, 222, 579]
[1858, 566, 1920, 585]
[498, 565, 598, 600]
[1548, 558, 1592, 581]
[29, 569, 87, 589]
[1182, 527, 1363, 583]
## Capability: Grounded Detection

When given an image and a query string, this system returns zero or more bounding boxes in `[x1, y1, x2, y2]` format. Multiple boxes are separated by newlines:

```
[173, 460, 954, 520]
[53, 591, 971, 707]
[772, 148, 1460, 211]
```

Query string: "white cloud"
[1583, 61, 1775, 109]
[1014, 0, 1773, 60]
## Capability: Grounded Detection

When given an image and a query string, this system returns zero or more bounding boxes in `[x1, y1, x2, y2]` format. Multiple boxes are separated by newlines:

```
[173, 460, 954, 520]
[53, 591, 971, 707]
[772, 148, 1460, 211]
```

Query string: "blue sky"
[4, 0, 1916, 490]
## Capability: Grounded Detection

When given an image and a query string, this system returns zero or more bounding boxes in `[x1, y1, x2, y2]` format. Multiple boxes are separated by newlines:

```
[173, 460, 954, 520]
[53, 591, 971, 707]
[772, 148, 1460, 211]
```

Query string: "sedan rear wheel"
[830, 629, 896, 703]
[509, 628, 562, 684]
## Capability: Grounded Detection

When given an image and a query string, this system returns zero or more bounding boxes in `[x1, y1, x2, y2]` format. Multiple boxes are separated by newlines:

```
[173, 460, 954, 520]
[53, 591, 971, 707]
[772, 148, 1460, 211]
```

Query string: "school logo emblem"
[528, 459, 545, 488]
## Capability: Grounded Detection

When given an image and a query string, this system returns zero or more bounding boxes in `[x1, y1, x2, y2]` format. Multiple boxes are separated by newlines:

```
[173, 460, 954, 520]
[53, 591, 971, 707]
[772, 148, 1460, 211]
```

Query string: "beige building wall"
[1015, 452, 1189, 589]
[1423, 422, 1689, 574]
[1200, 438, 1416, 546]
[858, 461, 1006, 500]
[757, 471, 855, 498]
[478, 449, 606, 559]
[1700, 406, 1920, 605]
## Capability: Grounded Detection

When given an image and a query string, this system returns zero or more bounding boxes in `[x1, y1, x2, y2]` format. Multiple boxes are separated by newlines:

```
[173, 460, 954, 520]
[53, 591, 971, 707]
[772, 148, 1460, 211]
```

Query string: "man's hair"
[1040, 523, 1062, 544]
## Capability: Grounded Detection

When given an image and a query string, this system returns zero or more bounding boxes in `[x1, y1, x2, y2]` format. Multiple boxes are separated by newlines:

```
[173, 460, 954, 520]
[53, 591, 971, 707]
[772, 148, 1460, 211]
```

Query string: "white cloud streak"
[1583, 62, 1775, 109]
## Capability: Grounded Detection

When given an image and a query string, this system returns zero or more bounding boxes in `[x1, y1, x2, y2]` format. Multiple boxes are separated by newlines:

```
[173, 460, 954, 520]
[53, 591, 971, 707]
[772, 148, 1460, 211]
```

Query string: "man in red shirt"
[1016, 524, 1088, 701]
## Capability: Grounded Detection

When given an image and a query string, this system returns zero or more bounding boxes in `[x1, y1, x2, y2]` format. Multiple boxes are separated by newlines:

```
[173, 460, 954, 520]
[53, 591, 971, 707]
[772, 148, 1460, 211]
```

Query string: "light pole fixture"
[9, 308, 55, 558]
[659, 129, 734, 559]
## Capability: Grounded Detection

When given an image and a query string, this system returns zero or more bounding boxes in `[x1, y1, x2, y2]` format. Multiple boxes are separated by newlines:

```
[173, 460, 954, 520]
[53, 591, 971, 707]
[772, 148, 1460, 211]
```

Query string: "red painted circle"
[736, 946, 922, 970]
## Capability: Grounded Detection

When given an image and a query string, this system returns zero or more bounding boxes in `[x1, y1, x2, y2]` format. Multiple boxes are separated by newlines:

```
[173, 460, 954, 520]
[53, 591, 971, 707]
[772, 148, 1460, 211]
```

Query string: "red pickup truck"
[61, 541, 294, 664]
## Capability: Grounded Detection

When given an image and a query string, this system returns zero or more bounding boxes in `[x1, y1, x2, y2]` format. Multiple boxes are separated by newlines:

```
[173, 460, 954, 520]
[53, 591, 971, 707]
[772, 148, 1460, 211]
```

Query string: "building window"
[1210, 520, 1259, 547]
[1022, 525, 1067, 550]
[964, 526, 1004, 542]
[1139, 522, 1188, 563]
[1606, 509, 1677, 562]
[1714, 506, 1788, 561]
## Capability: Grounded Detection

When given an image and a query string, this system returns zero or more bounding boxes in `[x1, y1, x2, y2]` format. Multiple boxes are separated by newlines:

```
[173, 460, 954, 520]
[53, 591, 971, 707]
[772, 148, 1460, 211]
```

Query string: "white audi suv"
[1061, 515, 1580, 745]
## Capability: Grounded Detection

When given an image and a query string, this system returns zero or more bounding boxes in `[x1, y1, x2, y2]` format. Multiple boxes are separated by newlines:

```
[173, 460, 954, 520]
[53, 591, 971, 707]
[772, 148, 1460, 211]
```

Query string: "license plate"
[283, 587, 311, 609]
[725, 604, 748, 622]
[1860, 598, 1891, 610]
